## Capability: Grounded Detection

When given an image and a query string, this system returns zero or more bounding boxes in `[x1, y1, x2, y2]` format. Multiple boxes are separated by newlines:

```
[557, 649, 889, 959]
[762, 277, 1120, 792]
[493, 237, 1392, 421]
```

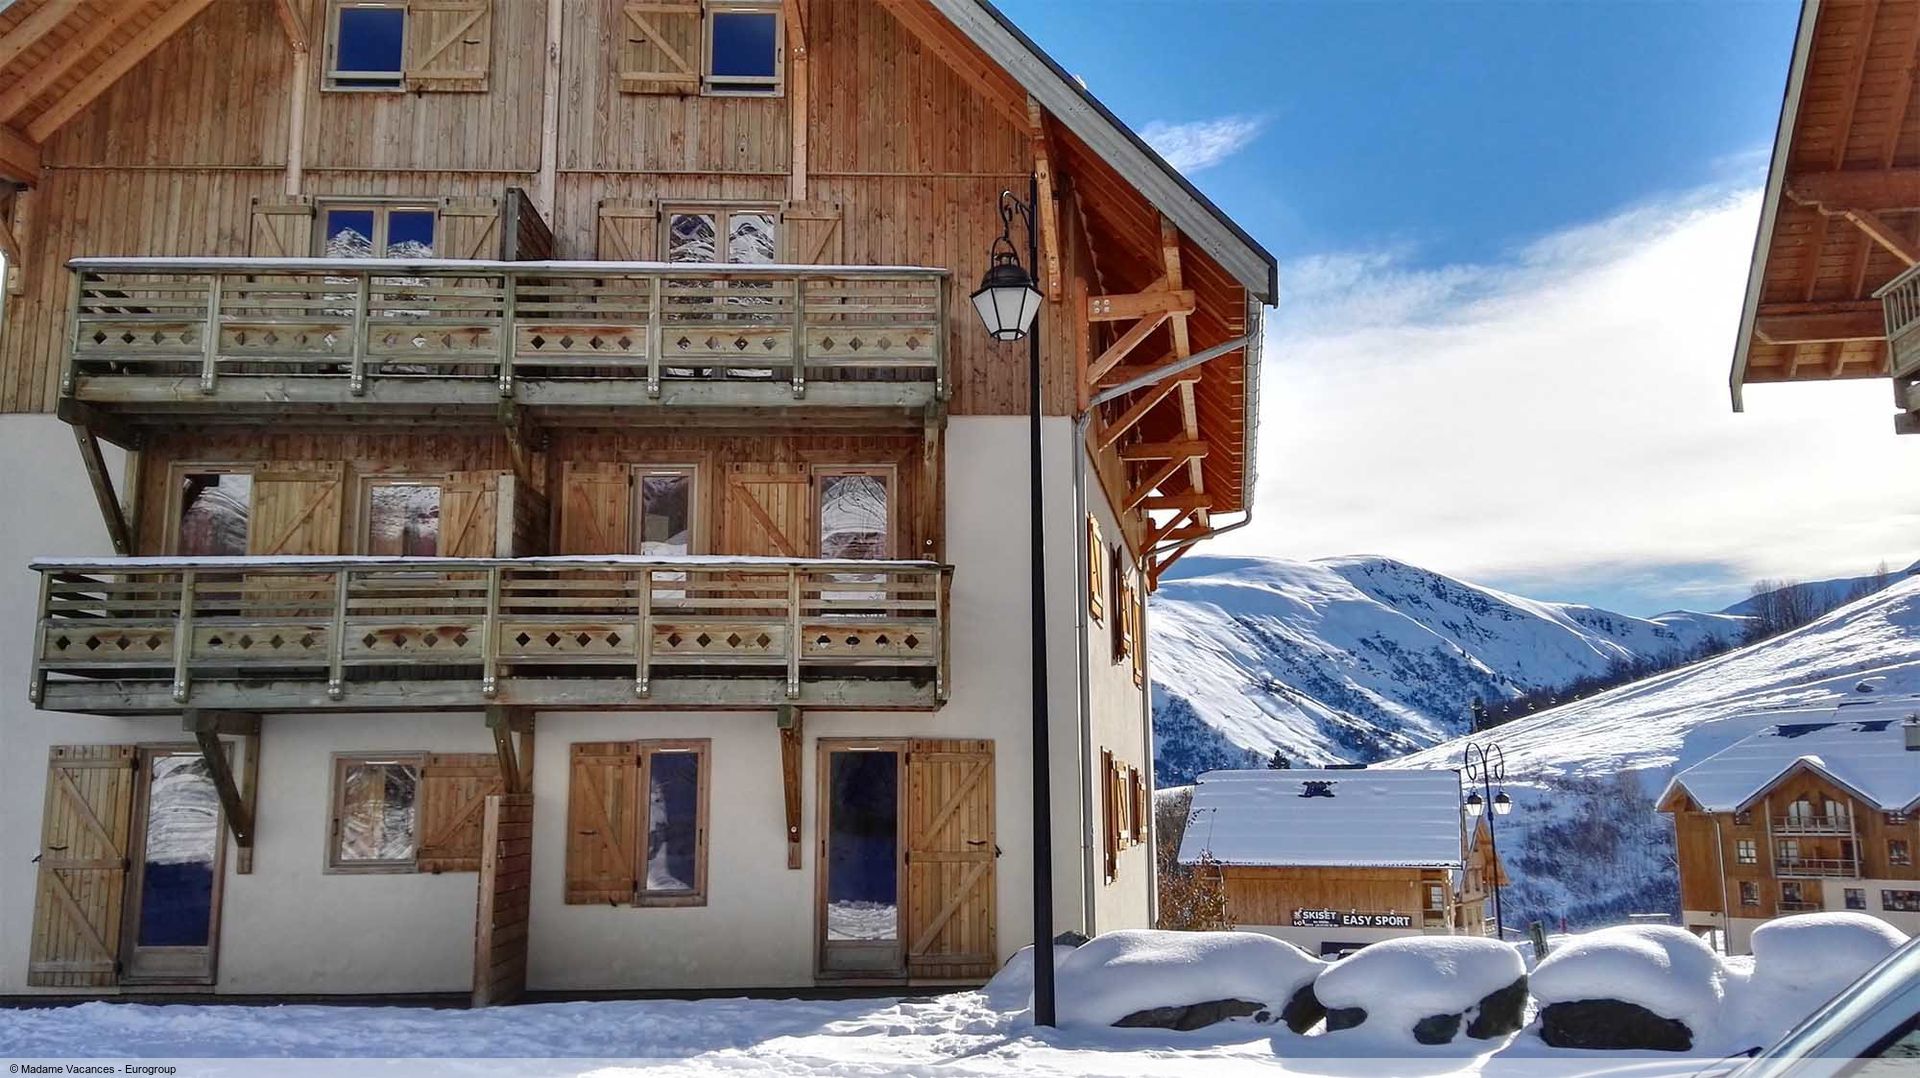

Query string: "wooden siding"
[1218, 865, 1457, 931]
[472, 791, 533, 1006]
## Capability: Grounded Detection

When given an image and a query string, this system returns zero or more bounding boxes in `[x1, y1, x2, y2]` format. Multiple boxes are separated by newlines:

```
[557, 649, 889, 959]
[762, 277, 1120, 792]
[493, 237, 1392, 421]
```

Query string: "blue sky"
[1001, 0, 1920, 615]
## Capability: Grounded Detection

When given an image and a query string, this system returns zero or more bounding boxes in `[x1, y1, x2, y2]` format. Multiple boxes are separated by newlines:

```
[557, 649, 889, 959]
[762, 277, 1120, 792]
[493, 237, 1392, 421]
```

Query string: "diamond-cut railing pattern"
[61, 258, 948, 409]
[30, 556, 951, 712]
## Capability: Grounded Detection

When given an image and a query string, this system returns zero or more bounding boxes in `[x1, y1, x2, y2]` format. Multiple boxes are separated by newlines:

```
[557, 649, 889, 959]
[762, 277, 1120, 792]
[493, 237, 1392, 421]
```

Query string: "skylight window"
[704, 3, 782, 94]
[328, 2, 407, 91]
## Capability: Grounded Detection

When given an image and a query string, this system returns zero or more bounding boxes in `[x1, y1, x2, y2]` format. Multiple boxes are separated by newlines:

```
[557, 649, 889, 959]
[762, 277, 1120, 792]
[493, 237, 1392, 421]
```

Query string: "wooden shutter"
[405, 0, 494, 92]
[565, 741, 640, 904]
[720, 464, 810, 557]
[617, 0, 701, 95]
[1086, 517, 1105, 622]
[28, 745, 137, 987]
[247, 197, 315, 257]
[596, 199, 660, 261]
[1111, 546, 1130, 663]
[417, 753, 505, 873]
[443, 471, 504, 557]
[1132, 768, 1149, 847]
[249, 465, 345, 555]
[558, 462, 632, 555]
[1129, 570, 1146, 688]
[904, 738, 996, 981]
[782, 200, 844, 264]
[1100, 748, 1117, 882]
[439, 197, 503, 261]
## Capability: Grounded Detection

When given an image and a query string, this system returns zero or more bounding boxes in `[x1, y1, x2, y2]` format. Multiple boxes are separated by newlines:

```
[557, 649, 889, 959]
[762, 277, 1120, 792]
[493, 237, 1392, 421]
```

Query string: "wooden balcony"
[30, 557, 951, 715]
[1771, 814, 1852, 836]
[1881, 263, 1920, 383]
[1774, 857, 1859, 879]
[59, 258, 948, 434]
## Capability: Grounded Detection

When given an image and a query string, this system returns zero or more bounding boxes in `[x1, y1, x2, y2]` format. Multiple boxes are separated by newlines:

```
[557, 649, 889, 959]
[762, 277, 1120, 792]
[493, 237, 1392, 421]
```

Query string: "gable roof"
[1177, 768, 1467, 869]
[1659, 706, 1920, 814]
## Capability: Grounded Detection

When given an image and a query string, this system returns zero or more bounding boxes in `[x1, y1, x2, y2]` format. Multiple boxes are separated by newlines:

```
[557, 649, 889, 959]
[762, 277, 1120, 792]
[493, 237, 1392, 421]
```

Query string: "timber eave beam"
[0, 124, 40, 184]
[1095, 375, 1196, 452]
[1755, 304, 1887, 344]
[1787, 169, 1920, 211]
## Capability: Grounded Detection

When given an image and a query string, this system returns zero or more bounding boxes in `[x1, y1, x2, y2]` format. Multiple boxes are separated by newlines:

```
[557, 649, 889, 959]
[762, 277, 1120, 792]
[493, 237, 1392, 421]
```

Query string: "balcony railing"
[1876, 263, 1920, 380]
[1772, 814, 1852, 836]
[60, 258, 948, 420]
[30, 556, 951, 714]
[1774, 858, 1859, 879]
[1777, 899, 1822, 912]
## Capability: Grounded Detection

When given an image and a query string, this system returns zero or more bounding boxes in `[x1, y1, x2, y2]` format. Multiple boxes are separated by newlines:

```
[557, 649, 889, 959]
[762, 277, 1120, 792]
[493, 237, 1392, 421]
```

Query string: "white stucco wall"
[0, 413, 1143, 995]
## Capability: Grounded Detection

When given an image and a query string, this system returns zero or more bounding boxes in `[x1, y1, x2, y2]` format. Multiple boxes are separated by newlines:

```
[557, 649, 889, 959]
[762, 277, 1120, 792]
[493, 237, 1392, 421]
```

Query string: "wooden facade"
[1732, 0, 1920, 433]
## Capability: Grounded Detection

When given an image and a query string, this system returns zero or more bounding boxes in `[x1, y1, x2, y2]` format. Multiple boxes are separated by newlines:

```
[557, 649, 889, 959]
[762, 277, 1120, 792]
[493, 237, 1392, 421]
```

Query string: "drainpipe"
[1072, 332, 1252, 934]
[1713, 815, 1731, 955]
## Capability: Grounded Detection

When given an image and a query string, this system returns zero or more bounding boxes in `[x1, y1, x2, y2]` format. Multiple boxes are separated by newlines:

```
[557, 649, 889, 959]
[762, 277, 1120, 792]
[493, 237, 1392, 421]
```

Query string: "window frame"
[1846, 887, 1868, 911]
[701, 0, 785, 96]
[355, 474, 448, 557]
[660, 201, 782, 264]
[323, 0, 410, 93]
[326, 751, 427, 874]
[814, 465, 896, 560]
[1086, 516, 1106, 623]
[1736, 838, 1757, 865]
[167, 463, 257, 556]
[1739, 880, 1760, 907]
[634, 738, 712, 907]
[313, 198, 441, 258]
[631, 464, 704, 556]
[1891, 838, 1913, 867]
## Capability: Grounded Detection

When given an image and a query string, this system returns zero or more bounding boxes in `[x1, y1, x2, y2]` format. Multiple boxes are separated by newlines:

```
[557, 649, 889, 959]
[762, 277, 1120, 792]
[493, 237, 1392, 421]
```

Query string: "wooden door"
[442, 472, 504, 558]
[558, 463, 632, 555]
[248, 466, 345, 556]
[120, 746, 227, 985]
[904, 739, 997, 981]
[28, 745, 138, 987]
[720, 464, 810, 557]
[817, 741, 905, 976]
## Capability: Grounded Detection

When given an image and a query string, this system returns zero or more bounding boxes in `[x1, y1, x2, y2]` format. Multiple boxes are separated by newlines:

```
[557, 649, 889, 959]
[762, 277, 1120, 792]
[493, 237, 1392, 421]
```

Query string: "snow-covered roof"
[1658, 707, 1920, 813]
[1177, 768, 1465, 868]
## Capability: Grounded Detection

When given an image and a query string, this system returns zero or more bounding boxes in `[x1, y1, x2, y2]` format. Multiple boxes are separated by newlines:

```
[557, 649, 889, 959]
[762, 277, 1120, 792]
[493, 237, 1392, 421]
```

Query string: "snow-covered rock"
[1530, 925, 1729, 1050]
[1313, 936, 1527, 1045]
[1150, 555, 1751, 781]
[1748, 911, 1908, 996]
[1053, 929, 1324, 1031]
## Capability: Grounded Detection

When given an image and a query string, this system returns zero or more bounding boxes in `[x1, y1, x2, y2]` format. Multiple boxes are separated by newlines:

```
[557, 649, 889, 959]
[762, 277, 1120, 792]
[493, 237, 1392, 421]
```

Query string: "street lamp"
[1462, 740, 1511, 941]
[972, 182, 1055, 1028]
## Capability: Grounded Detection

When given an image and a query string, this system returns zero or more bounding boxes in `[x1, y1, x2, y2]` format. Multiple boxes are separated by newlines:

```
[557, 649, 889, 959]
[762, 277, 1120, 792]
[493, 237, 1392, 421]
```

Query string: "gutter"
[1730, 0, 1819, 413]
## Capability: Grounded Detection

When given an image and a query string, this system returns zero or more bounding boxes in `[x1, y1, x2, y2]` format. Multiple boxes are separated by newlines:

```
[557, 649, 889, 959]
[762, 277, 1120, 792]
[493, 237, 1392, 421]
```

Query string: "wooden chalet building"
[0, 0, 1274, 998]
[1732, 0, 1920, 433]
[1659, 705, 1920, 953]
[1175, 769, 1505, 958]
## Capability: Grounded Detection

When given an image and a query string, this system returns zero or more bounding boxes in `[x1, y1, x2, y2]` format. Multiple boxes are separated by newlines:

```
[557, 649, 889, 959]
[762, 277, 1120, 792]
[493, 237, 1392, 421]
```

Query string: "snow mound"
[1749, 913, 1908, 996]
[1314, 936, 1525, 1033]
[1530, 925, 1729, 1035]
[1053, 929, 1323, 1028]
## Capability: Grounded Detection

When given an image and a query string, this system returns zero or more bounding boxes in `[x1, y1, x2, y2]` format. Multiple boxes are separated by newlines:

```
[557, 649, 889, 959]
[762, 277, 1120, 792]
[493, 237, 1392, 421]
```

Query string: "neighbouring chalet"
[1732, 0, 1920, 433]
[1659, 705, 1920, 953]
[1175, 770, 1505, 958]
[0, 0, 1275, 999]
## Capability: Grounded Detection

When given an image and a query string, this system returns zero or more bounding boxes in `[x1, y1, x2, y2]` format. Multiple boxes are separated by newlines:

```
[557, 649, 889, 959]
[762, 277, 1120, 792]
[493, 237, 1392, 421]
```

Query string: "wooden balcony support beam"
[1085, 308, 1170, 386]
[1118, 439, 1207, 461]
[1086, 289, 1195, 323]
[778, 704, 803, 869]
[1028, 97, 1062, 302]
[1160, 217, 1206, 505]
[486, 705, 534, 795]
[1839, 208, 1920, 268]
[70, 423, 131, 556]
[1095, 375, 1195, 452]
[1141, 492, 1213, 512]
[184, 710, 259, 858]
[1123, 458, 1185, 512]
[1147, 507, 1197, 547]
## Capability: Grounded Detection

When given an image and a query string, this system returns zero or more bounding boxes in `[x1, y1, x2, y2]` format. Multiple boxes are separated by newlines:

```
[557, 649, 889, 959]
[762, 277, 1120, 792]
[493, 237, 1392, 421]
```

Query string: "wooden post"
[645, 277, 663, 397]
[536, 0, 562, 218]
[238, 723, 261, 874]
[481, 564, 501, 697]
[634, 567, 653, 698]
[348, 274, 370, 395]
[487, 706, 532, 795]
[198, 274, 222, 394]
[779, 704, 803, 869]
[785, 0, 809, 202]
[497, 273, 517, 396]
[786, 568, 803, 699]
[27, 569, 50, 705]
[171, 569, 196, 703]
[326, 568, 348, 700]
[790, 274, 807, 397]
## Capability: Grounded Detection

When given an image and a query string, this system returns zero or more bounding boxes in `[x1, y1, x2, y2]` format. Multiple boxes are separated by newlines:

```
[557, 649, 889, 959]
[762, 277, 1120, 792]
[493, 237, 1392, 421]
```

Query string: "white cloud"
[1211, 187, 1920, 610]
[1140, 115, 1265, 173]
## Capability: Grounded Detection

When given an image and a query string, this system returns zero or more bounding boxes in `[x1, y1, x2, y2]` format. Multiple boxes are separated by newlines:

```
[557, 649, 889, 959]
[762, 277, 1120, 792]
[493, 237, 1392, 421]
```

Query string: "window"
[1892, 839, 1912, 867]
[1086, 517, 1106, 623]
[329, 754, 422, 871]
[1777, 839, 1801, 867]
[1736, 838, 1757, 864]
[665, 205, 778, 264]
[175, 469, 253, 555]
[1884, 889, 1920, 913]
[318, 202, 437, 259]
[641, 744, 704, 902]
[1426, 883, 1446, 912]
[1888, 811, 1912, 826]
[1786, 799, 1813, 822]
[1100, 749, 1119, 882]
[704, 1, 782, 95]
[362, 479, 442, 556]
[635, 467, 698, 557]
[326, 1, 407, 90]
[1733, 810, 1752, 826]
[817, 469, 891, 560]
[1847, 887, 1868, 910]
[1781, 881, 1809, 909]
[1740, 881, 1759, 907]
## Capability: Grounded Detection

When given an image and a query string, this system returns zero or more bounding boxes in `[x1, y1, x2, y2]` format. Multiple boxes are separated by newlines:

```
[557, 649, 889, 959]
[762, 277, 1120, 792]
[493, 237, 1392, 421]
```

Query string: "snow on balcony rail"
[30, 557, 952, 712]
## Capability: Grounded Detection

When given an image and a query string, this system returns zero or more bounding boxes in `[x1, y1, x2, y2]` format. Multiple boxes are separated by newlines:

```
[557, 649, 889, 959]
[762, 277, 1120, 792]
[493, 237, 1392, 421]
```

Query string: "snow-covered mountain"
[1149, 555, 1750, 783]
[1381, 577, 1920, 929]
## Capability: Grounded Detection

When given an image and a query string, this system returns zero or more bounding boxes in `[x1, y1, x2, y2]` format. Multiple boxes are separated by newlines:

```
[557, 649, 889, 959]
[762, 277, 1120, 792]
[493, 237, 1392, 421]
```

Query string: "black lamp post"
[1462, 740, 1513, 941]
[970, 181, 1053, 1027]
